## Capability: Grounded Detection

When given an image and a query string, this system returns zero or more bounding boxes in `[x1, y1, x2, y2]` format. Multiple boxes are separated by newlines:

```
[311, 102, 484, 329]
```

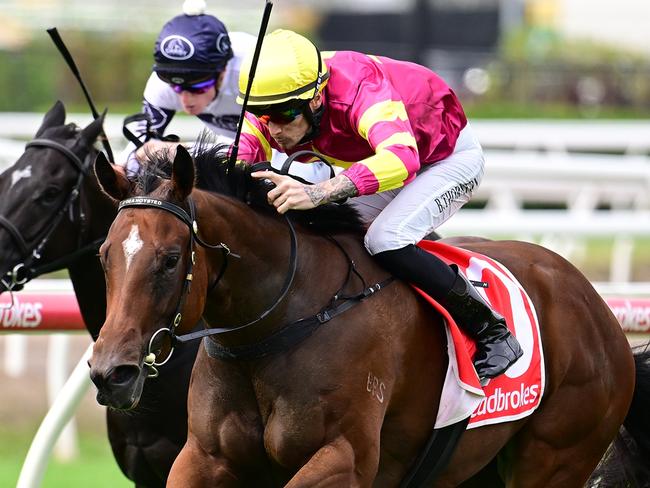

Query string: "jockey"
[118, 0, 326, 182]
[237, 29, 523, 381]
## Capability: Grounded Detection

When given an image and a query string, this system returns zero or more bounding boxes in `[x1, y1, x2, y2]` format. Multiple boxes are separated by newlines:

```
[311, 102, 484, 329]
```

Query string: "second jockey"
[118, 1, 327, 182]
[118, 1, 252, 177]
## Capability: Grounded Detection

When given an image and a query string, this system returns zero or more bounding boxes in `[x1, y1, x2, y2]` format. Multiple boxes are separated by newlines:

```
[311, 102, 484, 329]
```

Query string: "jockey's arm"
[340, 96, 421, 196]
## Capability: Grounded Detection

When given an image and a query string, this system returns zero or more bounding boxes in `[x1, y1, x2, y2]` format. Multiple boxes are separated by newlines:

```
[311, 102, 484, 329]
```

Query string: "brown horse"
[89, 143, 650, 487]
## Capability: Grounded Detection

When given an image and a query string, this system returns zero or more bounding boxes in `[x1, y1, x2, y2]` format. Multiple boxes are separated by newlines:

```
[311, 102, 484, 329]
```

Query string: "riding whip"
[227, 0, 274, 175]
[46, 27, 114, 161]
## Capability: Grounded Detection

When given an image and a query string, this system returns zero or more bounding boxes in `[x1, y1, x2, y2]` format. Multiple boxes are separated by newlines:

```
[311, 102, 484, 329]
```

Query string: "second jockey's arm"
[251, 171, 358, 214]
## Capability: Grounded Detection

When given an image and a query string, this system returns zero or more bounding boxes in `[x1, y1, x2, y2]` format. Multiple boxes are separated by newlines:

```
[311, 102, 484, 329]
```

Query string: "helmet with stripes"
[237, 29, 329, 109]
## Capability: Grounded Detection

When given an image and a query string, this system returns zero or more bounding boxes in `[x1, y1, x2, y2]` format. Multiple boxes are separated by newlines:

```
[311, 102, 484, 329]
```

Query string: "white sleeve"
[142, 73, 183, 110]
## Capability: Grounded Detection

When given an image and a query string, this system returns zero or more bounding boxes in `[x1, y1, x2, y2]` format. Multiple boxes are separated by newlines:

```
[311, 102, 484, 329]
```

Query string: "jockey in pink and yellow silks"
[237, 29, 522, 382]
[238, 49, 467, 195]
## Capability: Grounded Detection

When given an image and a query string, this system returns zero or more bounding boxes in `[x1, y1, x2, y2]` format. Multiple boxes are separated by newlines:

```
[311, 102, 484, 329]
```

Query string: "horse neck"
[80, 167, 117, 241]
[65, 153, 115, 340]
[195, 191, 379, 346]
[195, 192, 301, 338]
[68, 255, 106, 340]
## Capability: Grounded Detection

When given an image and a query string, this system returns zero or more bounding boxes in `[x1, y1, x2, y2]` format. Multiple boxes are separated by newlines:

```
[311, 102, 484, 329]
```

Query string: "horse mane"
[136, 134, 366, 235]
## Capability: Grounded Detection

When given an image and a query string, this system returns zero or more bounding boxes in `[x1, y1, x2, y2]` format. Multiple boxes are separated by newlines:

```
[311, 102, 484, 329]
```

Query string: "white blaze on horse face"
[122, 225, 144, 272]
[11, 166, 32, 188]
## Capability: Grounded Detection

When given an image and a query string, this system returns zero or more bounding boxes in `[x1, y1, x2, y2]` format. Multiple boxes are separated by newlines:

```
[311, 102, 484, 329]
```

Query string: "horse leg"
[497, 345, 632, 486]
[168, 433, 242, 487]
[167, 349, 274, 487]
[503, 385, 634, 488]
[284, 436, 378, 488]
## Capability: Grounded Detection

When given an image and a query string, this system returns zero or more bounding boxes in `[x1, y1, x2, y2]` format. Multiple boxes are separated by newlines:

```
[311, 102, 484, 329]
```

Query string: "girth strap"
[399, 417, 470, 488]
[203, 277, 394, 361]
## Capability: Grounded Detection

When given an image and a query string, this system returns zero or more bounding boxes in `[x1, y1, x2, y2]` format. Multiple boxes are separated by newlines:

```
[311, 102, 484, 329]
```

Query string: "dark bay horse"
[0, 101, 199, 487]
[90, 144, 650, 487]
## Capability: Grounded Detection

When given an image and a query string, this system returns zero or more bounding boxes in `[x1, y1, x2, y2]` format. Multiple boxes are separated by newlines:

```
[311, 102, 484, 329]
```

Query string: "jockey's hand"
[251, 171, 316, 213]
[135, 140, 181, 162]
[252, 171, 359, 214]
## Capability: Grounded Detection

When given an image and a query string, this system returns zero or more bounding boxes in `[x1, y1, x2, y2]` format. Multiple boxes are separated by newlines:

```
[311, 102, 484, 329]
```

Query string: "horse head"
[0, 101, 109, 289]
[90, 146, 211, 409]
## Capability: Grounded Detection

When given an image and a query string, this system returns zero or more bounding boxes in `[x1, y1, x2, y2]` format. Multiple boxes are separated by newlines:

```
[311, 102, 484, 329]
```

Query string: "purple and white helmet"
[153, 1, 233, 85]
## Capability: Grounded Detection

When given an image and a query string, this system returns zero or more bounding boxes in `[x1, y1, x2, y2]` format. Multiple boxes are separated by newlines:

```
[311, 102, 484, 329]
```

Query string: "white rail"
[477, 151, 650, 212]
[2, 114, 650, 151]
[16, 344, 93, 488]
[471, 120, 650, 155]
[439, 210, 650, 237]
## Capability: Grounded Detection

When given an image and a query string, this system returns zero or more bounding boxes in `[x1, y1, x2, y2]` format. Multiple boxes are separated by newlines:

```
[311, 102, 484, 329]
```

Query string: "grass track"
[0, 429, 131, 488]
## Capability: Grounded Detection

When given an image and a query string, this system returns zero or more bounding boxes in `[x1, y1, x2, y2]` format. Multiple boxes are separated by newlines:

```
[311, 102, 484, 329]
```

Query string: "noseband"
[1, 138, 99, 303]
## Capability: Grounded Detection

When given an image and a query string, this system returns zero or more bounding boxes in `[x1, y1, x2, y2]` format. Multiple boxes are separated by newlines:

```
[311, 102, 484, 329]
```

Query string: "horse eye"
[164, 255, 179, 270]
[39, 186, 61, 205]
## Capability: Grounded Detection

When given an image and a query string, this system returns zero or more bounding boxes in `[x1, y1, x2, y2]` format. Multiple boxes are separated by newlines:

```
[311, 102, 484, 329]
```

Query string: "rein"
[0, 138, 100, 302]
[203, 237, 394, 361]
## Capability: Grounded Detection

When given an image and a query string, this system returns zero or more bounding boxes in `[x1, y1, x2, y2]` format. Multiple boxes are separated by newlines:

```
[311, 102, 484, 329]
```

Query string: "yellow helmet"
[237, 29, 329, 106]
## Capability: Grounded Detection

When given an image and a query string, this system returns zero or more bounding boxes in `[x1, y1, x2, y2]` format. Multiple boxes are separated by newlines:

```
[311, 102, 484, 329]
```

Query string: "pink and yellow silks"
[238, 50, 467, 195]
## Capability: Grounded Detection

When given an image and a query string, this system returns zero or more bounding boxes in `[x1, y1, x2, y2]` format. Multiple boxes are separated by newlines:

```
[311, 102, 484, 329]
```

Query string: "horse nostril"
[89, 369, 104, 389]
[106, 365, 140, 388]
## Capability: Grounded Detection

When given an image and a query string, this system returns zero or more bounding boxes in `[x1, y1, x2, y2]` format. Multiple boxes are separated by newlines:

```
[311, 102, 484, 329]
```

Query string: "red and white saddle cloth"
[415, 240, 545, 429]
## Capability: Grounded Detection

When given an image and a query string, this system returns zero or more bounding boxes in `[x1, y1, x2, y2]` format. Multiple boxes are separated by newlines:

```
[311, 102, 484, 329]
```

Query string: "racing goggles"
[171, 78, 217, 94]
[248, 104, 305, 124]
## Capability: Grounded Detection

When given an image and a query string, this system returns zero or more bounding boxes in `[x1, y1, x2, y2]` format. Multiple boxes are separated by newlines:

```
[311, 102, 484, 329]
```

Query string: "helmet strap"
[297, 102, 325, 145]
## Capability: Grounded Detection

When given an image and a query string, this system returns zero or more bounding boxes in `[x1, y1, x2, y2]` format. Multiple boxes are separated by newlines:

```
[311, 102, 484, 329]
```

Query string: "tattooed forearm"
[304, 174, 359, 206]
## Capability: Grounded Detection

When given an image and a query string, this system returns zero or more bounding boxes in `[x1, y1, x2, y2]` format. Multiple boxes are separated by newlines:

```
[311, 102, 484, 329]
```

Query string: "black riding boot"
[440, 265, 523, 381]
[374, 246, 523, 381]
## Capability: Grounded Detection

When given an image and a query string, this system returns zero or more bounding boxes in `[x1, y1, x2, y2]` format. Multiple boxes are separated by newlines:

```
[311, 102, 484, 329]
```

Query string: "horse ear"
[35, 100, 66, 137]
[171, 145, 195, 201]
[94, 152, 131, 201]
[78, 110, 106, 149]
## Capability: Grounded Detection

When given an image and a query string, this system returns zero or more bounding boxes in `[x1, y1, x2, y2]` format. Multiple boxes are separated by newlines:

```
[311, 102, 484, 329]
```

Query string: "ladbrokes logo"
[472, 383, 540, 418]
[0, 298, 43, 328]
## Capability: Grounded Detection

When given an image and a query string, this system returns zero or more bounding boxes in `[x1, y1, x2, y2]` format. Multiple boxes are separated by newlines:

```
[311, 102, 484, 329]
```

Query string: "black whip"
[46, 27, 114, 161]
[227, 0, 273, 174]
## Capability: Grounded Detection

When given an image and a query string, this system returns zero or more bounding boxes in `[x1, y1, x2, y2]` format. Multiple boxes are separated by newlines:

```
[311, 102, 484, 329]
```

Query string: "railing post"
[16, 342, 93, 488]
[47, 334, 79, 461]
[4, 334, 26, 377]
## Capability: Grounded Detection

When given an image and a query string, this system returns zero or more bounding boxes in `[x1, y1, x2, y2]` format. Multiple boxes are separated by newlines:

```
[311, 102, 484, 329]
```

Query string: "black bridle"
[117, 196, 392, 375]
[116, 196, 247, 376]
[0, 138, 102, 302]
